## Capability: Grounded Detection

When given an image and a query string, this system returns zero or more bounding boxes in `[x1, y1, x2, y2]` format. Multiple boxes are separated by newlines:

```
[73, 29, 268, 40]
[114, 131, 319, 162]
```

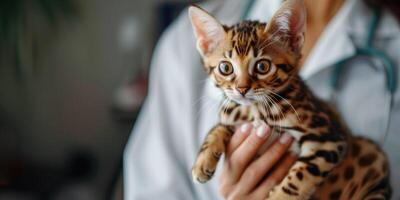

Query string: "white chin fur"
[231, 97, 254, 106]
[225, 90, 260, 106]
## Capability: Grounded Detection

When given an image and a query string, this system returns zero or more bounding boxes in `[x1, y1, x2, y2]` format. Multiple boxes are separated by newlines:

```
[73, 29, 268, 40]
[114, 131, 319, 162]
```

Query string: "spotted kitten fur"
[189, 0, 391, 199]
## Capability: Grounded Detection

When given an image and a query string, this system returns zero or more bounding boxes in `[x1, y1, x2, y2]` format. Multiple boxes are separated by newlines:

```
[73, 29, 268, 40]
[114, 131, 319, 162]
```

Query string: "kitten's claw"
[192, 161, 215, 183]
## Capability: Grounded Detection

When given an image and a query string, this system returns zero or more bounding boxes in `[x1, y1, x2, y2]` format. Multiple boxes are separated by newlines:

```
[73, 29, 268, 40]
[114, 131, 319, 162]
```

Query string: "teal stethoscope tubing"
[241, 0, 397, 144]
[330, 8, 396, 144]
[331, 8, 397, 94]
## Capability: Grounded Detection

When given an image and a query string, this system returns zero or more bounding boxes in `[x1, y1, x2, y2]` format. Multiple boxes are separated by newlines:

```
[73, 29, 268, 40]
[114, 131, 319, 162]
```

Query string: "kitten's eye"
[254, 59, 271, 75]
[218, 61, 234, 76]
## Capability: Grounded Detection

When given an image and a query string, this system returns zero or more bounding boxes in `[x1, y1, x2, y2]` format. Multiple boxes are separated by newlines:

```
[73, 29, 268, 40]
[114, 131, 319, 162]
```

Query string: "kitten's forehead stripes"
[226, 21, 267, 58]
[223, 50, 232, 59]
[217, 21, 298, 87]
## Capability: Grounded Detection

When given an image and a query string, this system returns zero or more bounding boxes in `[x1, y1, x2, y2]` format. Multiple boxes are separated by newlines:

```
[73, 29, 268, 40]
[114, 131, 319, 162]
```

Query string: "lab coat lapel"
[301, 0, 400, 79]
[300, 0, 358, 79]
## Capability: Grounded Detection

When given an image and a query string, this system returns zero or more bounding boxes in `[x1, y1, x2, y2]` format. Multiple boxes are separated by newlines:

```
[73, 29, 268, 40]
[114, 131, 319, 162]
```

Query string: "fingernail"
[240, 123, 252, 133]
[256, 123, 269, 138]
[280, 133, 293, 144]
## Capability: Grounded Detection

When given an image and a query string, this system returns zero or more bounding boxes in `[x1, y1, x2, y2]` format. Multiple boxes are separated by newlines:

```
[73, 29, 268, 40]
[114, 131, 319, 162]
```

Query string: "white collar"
[301, 0, 400, 79]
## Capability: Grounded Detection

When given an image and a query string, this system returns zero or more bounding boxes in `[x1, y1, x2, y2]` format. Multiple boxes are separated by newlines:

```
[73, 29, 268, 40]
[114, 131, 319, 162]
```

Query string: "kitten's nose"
[237, 87, 250, 96]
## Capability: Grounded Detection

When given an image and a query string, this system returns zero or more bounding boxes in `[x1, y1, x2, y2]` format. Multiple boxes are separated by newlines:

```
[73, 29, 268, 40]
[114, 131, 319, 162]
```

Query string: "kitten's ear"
[188, 6, 225, 56]
[266, 0, 306, 54]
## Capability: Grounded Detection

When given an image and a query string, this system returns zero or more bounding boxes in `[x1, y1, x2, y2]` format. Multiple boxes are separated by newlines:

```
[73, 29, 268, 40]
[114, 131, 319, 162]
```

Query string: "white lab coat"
[124, 0, 400, 199]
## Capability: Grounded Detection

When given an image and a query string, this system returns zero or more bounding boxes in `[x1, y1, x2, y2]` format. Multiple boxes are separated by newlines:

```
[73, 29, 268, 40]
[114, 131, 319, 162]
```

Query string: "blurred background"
[0, 0, 198, 199]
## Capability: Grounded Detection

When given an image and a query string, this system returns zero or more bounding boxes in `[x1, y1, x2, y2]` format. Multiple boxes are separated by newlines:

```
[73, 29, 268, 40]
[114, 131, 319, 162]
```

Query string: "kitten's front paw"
[265, 186, 305, 200]
[266, 191, 294, 200]
[192, 144, 224, 183]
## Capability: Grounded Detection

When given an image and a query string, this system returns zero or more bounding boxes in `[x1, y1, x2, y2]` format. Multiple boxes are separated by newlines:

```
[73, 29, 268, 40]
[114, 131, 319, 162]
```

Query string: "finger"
[220, 123, 253, 187]
[226, 123, 252, 156]
[220, 123, 256, 186]
[229, 122, 271, 180]
[250, 152, 298, 199]
[238, 133, 294, 193]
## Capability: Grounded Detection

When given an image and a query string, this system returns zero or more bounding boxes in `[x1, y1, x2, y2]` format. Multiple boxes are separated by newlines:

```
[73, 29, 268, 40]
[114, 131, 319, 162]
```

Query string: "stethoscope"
[241, 0, 397, 144]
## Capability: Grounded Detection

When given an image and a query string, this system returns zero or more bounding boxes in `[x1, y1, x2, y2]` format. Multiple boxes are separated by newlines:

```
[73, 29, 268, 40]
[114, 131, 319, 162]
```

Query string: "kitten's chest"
[219, 102, 299, 128]
[220, 102, 303, 155]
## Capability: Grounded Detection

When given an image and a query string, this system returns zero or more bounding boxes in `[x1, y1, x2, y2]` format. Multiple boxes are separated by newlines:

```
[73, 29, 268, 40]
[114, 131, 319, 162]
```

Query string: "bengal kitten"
[189, 0, 391, 199]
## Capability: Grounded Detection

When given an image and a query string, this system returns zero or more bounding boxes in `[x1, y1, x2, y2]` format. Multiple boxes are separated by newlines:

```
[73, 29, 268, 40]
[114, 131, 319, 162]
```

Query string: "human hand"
[219, 122, 297, 200]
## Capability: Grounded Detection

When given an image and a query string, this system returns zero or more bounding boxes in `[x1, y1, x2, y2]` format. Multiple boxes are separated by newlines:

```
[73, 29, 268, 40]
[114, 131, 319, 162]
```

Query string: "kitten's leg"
[192, 124, 233, 183]
[312, 138, 391, 200]
[266, 137, 346, 200]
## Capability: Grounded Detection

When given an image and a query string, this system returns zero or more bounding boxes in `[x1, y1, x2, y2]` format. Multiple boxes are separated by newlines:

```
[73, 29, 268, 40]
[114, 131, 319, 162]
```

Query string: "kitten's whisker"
[212, 98, 227, 113]
[262, 95, 276, 128]
[196, 98, 216, 118]
[193, 94, 213, 107]
[221, 98, 231, 115]
[256, 95, 269, 121]
[268, 93, 291, 129]
[269, 90, 301, 122]
[265, 94, 284, 135]
[200, 95, 228, 118]
[258, 96, 270, 128]
[218, 98, 229, 114]
[265, 95, 282, 137]
[198, 78, 211, 84]
[198, 98, 212, 113]
[264, 96, 273, 124]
